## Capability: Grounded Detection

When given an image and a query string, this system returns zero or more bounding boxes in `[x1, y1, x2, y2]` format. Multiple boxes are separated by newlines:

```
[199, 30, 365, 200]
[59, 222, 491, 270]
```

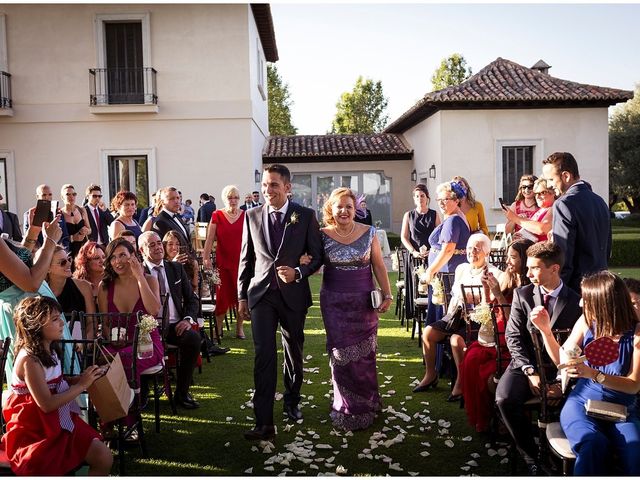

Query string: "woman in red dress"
[459, 238, 533, 432]
[505, 174, 539, 235]
[203, 185, 245, 339]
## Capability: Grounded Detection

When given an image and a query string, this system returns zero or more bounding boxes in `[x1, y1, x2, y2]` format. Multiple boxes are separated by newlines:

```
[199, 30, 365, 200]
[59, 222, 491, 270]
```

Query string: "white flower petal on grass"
[316, 444, 332, 449]
[283, 424, 293, 432]
[444, 440, 455, 448]
[336, 465, 347, 475]
[226, 416, 233, 421]
[462, 436, 473, 442]
[357, 454, 365, 460]
[487, 448, 497, 457]
[466, 460, 479, 467]
[408, 472, 419, 477]
[400, 363, 406, 367]
[484, 443, 491, 448]
[244, 467, 253, 474]
[405, 396, 413, 400]
[246, 416, 254, 421]
[497, 448, 508, 457]
[296, 418, 304, 424]
[326, 456, 335, 463]
[325, 463, 335, 469]
[385, 375, 393, 380]
[470, 453, 480, 458]
[312, 434, 320, 439]
[296, 471, 306, 475]
[264, 466, 275, 472]
[387, 390, 396, 395]
[262, 446, 273, 454]
[388, 463, 403, 472]
[500, 458, 509, 464]
[394, 352, 401, 356]
[437, 419, 451, 428]
[420, 441, 431, 447]
[419, 451, 430, 457]
[224, 442, 230, 447]
[309, 464, 319, 470]
[460, 466, 470, 471]
[320, 419, 328, 424]
[251, 446, 259, 452]
[305, 355, 313, 360]
[438, 428, 449, 435]
[344, 431, 353, 437]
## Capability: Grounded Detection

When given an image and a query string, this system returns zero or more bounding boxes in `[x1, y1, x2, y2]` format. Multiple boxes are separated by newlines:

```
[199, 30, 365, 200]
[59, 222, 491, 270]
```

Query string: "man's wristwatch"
[524, 367, 535, 376]
[594, 371, 606, 384]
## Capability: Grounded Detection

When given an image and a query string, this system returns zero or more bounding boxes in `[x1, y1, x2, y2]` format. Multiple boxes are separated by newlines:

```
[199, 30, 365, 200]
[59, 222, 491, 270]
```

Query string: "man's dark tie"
[154, 265, 167, 307]
[93, 208, 101, 243]
[269, 211, 284, 254]
[543, 293, 551, 314]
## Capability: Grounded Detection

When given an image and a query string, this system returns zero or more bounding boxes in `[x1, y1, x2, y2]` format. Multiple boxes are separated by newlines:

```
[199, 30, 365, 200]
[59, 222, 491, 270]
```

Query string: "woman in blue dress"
[531, 271, 640, 475]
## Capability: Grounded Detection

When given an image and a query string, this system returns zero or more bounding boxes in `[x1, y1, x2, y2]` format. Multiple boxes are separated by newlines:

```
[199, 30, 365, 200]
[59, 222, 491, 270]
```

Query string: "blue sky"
[270, 3, 640, 134]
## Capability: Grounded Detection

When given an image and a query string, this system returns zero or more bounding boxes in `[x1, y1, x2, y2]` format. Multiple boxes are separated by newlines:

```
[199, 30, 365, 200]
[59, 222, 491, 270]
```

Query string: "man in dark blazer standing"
[238, 164, 323, 441]
[496, 241, 582, 474]
[139, 231, 202, 409]
[197, 193, 216, 223]
[84, 184, 113, 247]
[153, 186, 192, 249]
[542, 151, 611, 293]
[1, 209, 22, 242]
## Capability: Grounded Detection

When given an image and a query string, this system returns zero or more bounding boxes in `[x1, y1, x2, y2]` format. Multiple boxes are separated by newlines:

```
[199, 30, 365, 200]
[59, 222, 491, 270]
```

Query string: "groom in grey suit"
[238, 164, 323, 441]
[542, 152, 611, 293]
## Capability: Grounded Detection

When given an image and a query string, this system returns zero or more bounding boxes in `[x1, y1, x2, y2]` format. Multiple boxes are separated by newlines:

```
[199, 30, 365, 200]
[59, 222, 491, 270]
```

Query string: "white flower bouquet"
[469, 302, 492, 326]
[138, 314, 159, 336]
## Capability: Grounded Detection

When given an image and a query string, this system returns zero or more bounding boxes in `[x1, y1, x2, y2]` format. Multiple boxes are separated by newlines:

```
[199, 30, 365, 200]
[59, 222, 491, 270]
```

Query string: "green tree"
[609, 83, 640, 213]
[330, 76, 389, 134]
[267, 64, 297, 135]
[431, 53, 472, 91]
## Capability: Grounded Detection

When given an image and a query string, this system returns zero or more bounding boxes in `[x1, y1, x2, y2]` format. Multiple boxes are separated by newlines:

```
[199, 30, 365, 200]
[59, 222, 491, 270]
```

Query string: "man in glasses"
[84, 184, 113, 247]
[22, 183, 70, 250]
[542, 152, 611, 293]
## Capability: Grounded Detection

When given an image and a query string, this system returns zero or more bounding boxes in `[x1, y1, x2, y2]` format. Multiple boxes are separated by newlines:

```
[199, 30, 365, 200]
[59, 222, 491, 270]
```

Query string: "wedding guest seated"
[139, 231, 201, 409]
[503, 178, 555, 243]
[163, 231, 199, 292]
[531, 271, 640, 475]
[623, 277, 640, 319]
[415, 233, 501, 400]
[73, 241, 106, 300]
[495, 241, 582, 475]
[108, 190, 143, 243]
[40, 245, 95, 338]
[459, 238, 534, 432]
[97, 238, 163, 390]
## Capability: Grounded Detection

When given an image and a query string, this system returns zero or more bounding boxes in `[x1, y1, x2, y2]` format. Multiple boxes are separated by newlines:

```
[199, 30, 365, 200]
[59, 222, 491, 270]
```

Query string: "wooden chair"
[192, 221, 210, 252]
[490, 248, 508, 271]
[394, 247, 407, 326]
[149, 294, 177, 425]
[199, 265, 220, 344]
[530, 327, 575, 475]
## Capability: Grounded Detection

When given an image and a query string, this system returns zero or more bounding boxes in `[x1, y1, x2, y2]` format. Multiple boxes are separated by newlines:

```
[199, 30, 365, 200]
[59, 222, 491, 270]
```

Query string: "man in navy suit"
[238, 164, 323, 441]
[542, 152, 611, 293]
[0, 209, 22, 242]
[496, 241, 581, 474]
[197, 193, 216, 223]
[84, 184, 113, 247]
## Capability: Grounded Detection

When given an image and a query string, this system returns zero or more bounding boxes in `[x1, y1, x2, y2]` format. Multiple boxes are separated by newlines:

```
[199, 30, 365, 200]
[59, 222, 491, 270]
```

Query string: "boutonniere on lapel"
[287, 212, 299, 227]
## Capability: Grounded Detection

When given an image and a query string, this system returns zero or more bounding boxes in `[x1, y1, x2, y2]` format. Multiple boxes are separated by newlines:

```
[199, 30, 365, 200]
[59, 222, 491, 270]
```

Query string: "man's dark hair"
[263, 164, 291, 183]
[542, 152, 580, 179]
[252, 191, 259, 195]
[200, 193, 209, 201]
[85, 183, 102, 196]
[526, 241, 564, 269]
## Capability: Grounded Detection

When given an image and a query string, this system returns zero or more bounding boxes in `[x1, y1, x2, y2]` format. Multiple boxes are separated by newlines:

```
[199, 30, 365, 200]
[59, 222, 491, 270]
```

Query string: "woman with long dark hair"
[532, 271, 640, 475]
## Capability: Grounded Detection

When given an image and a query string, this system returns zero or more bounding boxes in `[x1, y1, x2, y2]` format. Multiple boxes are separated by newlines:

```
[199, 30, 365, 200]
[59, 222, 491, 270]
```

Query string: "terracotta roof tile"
[263, 134, 413, 162]
[385, 57, 634, 133]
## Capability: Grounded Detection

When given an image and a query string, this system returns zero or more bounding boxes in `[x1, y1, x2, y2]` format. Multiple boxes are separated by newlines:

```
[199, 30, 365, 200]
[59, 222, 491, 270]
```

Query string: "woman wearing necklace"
[61, 184, 91, 263]
[203, 185, 246, 339]
[319, 187, 392, 431]
[108, 190, 143, 243]
[415, 233, 501, 401]
[401, 184, 441, 320]
[505, 174, 539, 235]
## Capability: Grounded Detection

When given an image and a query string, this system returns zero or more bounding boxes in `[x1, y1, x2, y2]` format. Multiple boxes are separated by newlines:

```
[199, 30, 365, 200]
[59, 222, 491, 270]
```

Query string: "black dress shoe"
[244, 425, 276, 441]
[446, 393, 463, 403]
[176, 392, 200, 409]
[209, 344, 230, 356]
[283, 404, 303, 420]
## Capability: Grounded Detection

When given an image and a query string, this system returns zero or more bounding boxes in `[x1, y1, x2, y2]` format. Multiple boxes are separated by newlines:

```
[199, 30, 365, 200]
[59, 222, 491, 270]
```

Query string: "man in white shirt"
[139, 231, 202, 409]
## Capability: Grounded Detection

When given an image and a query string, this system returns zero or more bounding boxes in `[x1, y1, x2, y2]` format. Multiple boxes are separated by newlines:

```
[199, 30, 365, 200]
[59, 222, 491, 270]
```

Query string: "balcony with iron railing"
[89, 67, 158, 113]
[0, 71, 12, 115]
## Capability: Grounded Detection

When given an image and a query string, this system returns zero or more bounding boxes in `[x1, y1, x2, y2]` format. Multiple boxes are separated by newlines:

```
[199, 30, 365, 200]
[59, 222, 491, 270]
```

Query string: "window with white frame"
[100, 148, 156, 209]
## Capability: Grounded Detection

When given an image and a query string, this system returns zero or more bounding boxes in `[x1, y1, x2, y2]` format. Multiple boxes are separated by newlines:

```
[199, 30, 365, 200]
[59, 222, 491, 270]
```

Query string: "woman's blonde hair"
[221, 185, 240, 208]
[514, 174, 538, 202]
[322, 187, 357, 227]
[451, 175, 477, 206]
[435, 182, 461, 206]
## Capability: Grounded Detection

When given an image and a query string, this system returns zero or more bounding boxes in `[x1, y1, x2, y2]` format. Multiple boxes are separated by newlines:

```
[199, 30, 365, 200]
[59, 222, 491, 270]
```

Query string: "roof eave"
[251, 4, 278, 62]
[262, 152, 414, 164]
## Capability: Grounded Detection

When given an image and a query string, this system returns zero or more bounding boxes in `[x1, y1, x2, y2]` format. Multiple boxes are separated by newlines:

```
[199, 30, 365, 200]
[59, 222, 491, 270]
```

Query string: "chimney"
[531, 60, 551, 75]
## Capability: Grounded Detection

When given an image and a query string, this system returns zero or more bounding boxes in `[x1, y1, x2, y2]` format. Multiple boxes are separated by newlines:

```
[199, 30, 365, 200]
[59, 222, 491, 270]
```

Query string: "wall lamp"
[254, 169, 261, 183]
[411, 169, 417, 182]
[429, 164, 436, 179]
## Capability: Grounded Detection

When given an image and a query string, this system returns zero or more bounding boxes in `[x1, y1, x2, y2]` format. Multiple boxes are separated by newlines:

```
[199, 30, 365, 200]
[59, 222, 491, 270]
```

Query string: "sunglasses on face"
[535, 190, 553, 196]
[520, 185, 534, 191]
[91, 194, 103, 198]
[65, 192, 77, 197]
[57, 256, 72, 267]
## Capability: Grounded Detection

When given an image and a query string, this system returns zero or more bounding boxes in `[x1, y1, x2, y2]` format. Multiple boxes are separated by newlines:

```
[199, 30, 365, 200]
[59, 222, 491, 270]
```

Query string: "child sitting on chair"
[1, 296, 112, 475]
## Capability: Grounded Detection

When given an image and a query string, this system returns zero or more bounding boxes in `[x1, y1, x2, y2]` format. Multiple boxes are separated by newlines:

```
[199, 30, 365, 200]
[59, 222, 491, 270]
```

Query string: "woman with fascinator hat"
[451, 176, 488, 236]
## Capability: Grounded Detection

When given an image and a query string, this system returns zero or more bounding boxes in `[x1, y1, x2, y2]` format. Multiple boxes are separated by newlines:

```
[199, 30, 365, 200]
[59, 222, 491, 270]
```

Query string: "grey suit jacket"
[552, 181, 611, 292]
[238, 202, 323, 311]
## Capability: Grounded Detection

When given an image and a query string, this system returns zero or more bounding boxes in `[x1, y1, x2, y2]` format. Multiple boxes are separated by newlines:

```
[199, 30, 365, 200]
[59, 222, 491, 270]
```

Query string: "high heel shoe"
[413, 376, 439, 393]
[446, 393, 463, 403]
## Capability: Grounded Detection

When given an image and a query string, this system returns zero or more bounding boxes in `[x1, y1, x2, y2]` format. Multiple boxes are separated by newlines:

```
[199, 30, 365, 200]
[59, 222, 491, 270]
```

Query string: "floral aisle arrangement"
[469, 303, 494, 347]
[137, 314, 159, 359]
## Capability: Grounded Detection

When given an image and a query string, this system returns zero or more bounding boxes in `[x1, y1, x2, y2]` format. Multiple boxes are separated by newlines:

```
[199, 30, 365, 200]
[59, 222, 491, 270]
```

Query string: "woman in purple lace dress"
[319, 187, 393, 431]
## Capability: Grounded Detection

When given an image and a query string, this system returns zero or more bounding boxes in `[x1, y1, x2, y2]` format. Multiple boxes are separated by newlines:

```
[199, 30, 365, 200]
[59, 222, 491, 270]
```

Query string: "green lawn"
[123, 273, 513, 476]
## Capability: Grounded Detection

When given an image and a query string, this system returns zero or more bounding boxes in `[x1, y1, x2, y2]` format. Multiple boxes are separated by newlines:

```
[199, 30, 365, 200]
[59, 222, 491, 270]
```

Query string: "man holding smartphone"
[22, 184, 70, 250]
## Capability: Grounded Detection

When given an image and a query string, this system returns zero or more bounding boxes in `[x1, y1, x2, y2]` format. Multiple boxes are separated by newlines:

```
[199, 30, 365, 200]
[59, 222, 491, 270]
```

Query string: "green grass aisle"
[124, 273, 511, 476]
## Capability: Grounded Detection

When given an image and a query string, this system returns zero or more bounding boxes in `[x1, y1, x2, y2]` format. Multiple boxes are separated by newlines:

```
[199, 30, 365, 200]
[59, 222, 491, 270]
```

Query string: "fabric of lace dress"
[320, 226, 381, 431]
